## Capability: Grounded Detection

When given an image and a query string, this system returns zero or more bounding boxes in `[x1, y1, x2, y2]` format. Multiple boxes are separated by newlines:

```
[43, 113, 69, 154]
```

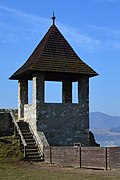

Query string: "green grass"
[0, 161, 120, 180]
[0, 136, 23, 161]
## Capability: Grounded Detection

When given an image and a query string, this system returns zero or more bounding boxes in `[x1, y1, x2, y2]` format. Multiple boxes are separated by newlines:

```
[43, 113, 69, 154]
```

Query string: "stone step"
[21, 131, 31, 135]
[22, 135, 33, 139]
[24, 137, 35, 141]
[26, 142, 36, 146]
[22, 148, 38, 152]
[25, 139, 35, 143]
[26, 157, 43, 162]
[26, 152, 39, 156]
[26, 145, 38, 151]
[18, 123, 29, 128]
[26, 155, 41, 158]
[26, 149, 38, 152]
[20, 129, 30, 132]
[18, 124, 29, 128]
[21, 129, 30, 132]
[22, 132, 32, 136]
[17, 121, 43, 162]
[26, 155, 43, 161]
[18, 121, 28, 124]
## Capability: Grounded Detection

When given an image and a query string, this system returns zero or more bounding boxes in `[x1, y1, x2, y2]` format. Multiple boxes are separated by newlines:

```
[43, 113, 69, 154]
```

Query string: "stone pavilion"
[9, 15, 98, 148]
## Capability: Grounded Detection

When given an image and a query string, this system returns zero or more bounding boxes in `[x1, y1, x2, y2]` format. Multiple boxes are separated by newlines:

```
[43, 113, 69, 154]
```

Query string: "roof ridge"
[21, 25, 55, 71]
[9, 25, 56, 79]
[28, 25, 55, 69]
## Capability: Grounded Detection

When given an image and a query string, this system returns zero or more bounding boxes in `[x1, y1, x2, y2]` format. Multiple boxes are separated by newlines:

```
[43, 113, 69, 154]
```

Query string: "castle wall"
[24, 103, 89, 146]
[24, 104, 49, 151]
[37, 103, 89, 146]
[0, 109, 17, 136]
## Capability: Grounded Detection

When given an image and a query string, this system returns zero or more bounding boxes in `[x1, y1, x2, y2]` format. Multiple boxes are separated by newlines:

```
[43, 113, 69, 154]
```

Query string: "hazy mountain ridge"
[90, 112, 120, 147]
[110, 127, 120, 133]
[90, 112, 120, 129]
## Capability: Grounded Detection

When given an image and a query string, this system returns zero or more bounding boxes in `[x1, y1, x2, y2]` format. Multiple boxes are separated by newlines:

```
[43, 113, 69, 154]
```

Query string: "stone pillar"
[33, 73, 44, 104]
[32, 73, 44, 121]
[78, 76, 89, 109]
[18, 80, 28, 119]
[78, 76, 89, 145]
[62, 80, 72, 103]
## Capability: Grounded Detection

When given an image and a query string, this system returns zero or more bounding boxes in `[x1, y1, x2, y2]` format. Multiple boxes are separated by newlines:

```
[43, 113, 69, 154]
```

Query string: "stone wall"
[0, 109, 17, 136]
[24, 104, 36, 132]
[24, 103, 89, 147]
[24, 104, 49, 151]
[36, 103, 89, 146]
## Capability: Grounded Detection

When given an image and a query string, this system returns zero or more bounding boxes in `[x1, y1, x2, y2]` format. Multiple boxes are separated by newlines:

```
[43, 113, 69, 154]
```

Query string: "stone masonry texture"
[24, 103, 89, 147]
[18, 80, 28, 119]
[24, 74, 90, 147]
[36, 103, 89, 146]
[0, 109, 17, 136]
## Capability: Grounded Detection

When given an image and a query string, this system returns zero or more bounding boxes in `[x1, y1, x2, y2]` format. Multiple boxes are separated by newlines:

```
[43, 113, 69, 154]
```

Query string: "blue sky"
[0, 0, 120, 116]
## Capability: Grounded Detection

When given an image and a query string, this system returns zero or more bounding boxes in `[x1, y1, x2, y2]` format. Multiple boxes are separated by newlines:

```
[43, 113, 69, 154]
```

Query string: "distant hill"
[110, 127, 120, 133]
[90, 112, 120, 146]
[90, 112, 120, 129]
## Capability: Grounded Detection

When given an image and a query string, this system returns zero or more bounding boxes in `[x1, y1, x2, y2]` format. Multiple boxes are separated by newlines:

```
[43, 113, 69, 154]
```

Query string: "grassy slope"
[0, 136, 23, 161]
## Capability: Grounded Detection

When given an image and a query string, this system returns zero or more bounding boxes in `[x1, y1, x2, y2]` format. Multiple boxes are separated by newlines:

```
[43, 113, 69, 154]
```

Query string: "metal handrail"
[28, 124, 44, 158]
[10, 111, 27, 157]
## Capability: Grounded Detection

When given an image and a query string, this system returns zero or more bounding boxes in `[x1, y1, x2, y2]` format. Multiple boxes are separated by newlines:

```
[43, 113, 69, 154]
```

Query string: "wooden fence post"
[50, 147, 52, 164]
[105, 147, 108, 170]
[79, 146, 81, 168]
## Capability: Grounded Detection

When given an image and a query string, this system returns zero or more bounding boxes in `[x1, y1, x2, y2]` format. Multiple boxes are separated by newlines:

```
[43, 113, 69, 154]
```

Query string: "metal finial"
[52, 11, 56, 25]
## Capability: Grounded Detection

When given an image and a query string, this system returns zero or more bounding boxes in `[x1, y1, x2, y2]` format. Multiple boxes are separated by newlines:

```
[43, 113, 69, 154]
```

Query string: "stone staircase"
[17, 121, 43, 162]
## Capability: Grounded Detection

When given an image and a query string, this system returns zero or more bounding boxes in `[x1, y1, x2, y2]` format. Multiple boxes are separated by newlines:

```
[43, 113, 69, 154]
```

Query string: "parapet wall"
[24, 103, 89, 147]
[44, 146, 120, 170]
[37, 103, 89, 146]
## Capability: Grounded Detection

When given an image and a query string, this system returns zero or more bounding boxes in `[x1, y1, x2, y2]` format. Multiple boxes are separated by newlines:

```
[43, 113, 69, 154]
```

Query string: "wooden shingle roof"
[9, 24, 98, 80]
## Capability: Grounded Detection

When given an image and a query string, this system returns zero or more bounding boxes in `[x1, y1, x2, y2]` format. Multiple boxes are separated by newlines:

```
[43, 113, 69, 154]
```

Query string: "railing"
[28, 124, 44, 159]
[10, 111, 27, 158]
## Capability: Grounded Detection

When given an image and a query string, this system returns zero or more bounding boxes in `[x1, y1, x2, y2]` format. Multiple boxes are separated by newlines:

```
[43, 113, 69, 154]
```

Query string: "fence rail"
[44, 146, 120, 170]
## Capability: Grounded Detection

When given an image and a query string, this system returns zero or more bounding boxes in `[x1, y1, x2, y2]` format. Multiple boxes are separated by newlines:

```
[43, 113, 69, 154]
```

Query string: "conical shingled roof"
[9, 24, 98, 80]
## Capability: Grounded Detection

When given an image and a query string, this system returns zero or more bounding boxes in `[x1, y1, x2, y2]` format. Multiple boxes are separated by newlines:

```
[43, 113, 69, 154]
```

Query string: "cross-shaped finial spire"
[52, 11, 56, 25]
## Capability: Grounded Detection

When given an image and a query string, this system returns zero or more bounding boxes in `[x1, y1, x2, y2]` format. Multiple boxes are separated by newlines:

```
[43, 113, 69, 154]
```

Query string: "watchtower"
[10, 15, 98, 147]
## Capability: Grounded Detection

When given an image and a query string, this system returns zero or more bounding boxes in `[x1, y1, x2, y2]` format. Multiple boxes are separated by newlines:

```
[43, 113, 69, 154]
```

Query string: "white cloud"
[90, 24, 120, 37]
[0, 4, 102, 51]
[59, 23, 102, 50]
[0, 5, 50, 25]
[0, 4, 120, 51]
[86, 24, 120, 50]
[0, 5, 51, 43]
